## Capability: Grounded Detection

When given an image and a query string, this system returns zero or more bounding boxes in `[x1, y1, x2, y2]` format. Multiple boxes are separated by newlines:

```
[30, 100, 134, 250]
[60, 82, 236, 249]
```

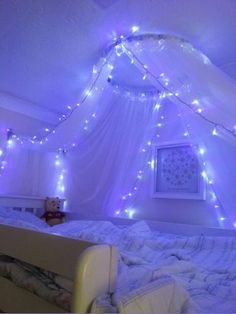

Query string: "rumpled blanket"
[0, 255, 72, 311]
[92, 276, 190, 313]
[1, 219, 236, 313]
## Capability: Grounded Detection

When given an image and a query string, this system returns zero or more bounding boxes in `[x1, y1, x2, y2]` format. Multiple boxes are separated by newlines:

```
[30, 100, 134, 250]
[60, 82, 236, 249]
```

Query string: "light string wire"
[120, 42, 236, 140]
[176, 103, 229, 227]
[0, 129, 14, 178]
[15, 50, 115, 146]
[115, 94, 165, 218]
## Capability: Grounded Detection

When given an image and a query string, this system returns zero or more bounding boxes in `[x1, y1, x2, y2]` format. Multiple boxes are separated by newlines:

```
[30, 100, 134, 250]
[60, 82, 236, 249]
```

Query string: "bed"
[1, 195, 236, 313]
[0, 195, 118, 313]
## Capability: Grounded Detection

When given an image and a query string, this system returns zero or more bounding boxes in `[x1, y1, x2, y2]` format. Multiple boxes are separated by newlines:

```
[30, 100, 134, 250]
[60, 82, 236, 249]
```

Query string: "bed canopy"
[1, 33, 236, 229]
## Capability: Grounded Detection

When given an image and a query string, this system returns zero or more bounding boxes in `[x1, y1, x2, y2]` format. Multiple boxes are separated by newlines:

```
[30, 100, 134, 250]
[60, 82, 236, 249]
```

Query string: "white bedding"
[49, 221, 236, 313]
[1, 208, 236, 313]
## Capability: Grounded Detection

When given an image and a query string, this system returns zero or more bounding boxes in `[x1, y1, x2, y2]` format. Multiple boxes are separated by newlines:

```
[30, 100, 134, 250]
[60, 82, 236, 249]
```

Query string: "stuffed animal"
[41, 197, 65, 226]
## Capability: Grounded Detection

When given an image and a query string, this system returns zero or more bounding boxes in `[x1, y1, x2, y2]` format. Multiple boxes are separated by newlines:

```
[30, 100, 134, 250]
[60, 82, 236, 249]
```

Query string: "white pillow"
[122, 221, 152, 238]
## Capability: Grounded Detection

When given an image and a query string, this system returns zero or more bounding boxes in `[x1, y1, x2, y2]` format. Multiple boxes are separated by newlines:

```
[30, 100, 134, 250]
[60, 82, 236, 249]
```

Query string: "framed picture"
[152, 143, 205, 200]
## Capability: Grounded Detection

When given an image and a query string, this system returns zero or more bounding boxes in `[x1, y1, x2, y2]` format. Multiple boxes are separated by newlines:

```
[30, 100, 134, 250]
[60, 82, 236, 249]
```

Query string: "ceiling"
[0, 0, 236, 135]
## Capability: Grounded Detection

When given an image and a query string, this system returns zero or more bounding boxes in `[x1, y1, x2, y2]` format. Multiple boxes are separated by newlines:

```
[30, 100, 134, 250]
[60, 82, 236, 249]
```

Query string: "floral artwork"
[154, 144, 205, 199]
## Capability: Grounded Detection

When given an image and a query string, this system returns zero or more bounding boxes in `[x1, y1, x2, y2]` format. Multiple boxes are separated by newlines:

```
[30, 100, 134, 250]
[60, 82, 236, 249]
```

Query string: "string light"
[176, 105, 228, 228]
[8, 49, 115, 147]
[0, 129, 15, 177]
[119, 35, 236, 140]
[2, 29, 235, 226]
[212, 127, 218, 136]
[131, 25, 139, 33]
[115, 92, 167, 218]
[55, 149, 67, 197]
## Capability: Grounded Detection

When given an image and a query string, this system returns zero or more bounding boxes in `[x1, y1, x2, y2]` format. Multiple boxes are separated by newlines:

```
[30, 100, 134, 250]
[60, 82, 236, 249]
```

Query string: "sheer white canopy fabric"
[122, 34, 236, 227]
[1, 34, 236, 228]
[123, 35, 236, 139]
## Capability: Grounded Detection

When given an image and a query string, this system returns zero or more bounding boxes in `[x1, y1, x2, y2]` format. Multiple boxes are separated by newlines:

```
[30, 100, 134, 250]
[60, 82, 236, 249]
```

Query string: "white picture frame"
[152, 142, 205, 200]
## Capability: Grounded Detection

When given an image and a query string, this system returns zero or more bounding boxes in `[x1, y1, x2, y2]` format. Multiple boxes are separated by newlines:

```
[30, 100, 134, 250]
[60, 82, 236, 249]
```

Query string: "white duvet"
[1, 208, 236, 313]
[50, 220, 236, 313]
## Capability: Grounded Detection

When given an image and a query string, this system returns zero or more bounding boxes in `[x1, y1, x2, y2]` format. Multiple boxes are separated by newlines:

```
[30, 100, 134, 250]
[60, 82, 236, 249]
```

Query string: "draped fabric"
[122, 35, 236, 227]
[66, 92, 157, 217]
[1, 34, 236, 228]
[123, 35, 236, 137]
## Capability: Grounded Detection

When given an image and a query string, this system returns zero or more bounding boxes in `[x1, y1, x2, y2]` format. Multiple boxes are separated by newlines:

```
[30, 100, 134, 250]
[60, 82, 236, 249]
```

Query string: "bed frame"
[0, 195, 118, 313]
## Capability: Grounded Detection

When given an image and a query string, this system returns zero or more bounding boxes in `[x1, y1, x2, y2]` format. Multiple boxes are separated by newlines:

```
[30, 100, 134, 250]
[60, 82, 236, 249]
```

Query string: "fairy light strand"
[176, 104, 229, 227]
[120, 42, 236, 140]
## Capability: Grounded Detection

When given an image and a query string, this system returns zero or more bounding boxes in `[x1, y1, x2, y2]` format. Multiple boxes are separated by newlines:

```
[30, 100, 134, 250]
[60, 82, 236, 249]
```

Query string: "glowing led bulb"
[154, 103, 161, 111]
[92, 66, 97, 74]
[131, 25, 139, 33]
[107, 64, 114, 70]
[55, 160, 60, 166]
[124, 208, 136, 219]
[60, 185, 65, 192]
[149, 159, 155, 170]
[0, 149, 3, 157]
[7, 139, 13, 148]
[219, 216, 225, 221]
[199, 148, 205, 155]
[85, 90, 92, 97]
[192, 99, 199, 105]
[212, 127, 218, 136]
